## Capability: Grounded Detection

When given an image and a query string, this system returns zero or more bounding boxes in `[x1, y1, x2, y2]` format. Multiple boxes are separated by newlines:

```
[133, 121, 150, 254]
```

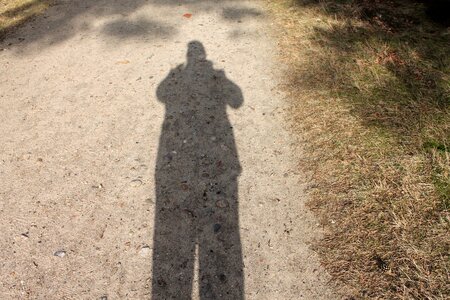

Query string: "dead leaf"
[183, 13, 192, 18]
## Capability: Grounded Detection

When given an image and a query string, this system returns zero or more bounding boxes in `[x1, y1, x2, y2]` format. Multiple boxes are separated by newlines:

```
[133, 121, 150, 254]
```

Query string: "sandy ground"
[0, 0, 336, 299]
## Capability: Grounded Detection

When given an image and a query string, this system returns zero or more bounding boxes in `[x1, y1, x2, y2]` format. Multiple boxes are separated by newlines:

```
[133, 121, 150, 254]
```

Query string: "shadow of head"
[186, 40, 207, 63]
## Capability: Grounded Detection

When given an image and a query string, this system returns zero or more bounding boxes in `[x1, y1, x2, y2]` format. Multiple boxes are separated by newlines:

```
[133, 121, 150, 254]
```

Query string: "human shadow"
[152, 41, 244, 299]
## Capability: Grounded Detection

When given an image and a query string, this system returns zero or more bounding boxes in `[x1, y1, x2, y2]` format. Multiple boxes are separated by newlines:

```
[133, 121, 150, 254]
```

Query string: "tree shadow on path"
[152, 41, 244, 299]
[1, 0, 264, 53]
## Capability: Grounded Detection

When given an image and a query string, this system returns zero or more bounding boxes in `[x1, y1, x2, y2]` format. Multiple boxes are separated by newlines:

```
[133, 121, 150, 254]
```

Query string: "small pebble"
[215, 200, 228, 208]
[139, 245, 151, 257]
[130, 179, 143, 187]
[54, 250, 66, 258]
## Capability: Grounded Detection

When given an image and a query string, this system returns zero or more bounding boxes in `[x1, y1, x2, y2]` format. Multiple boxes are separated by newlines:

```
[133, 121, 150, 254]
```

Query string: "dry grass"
[266, 0, 449, 298]
[0, 0, 51, 37]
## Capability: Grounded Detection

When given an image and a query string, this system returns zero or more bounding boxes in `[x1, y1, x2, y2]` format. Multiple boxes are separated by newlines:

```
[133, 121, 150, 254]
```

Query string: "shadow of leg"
[152, 201, 195, 299]
[198, 180, 244, 300]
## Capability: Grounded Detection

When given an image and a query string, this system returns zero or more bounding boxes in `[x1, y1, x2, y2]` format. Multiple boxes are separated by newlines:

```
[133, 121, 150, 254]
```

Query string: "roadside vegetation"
[1, 0, 448, 297]
[0, 0, 51, 38]
[267, 0, 449, 298]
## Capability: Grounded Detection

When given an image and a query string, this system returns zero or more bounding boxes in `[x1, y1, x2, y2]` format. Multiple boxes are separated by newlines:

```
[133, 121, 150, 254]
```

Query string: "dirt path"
[0, 1, 336, 299]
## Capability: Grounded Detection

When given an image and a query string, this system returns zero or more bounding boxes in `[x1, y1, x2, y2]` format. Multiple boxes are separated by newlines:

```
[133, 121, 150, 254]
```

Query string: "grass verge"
[0, 0, 51, 38]
[266, 0, 449, 298]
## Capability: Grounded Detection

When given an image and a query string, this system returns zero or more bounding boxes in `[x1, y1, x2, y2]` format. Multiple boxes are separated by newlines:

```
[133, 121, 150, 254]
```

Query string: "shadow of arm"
[156, 64, 184, 103]
[218, 70, 243, 109]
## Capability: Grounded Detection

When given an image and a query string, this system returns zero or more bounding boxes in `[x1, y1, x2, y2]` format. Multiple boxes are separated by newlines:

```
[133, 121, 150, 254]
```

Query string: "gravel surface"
[0, 0, 336, 299]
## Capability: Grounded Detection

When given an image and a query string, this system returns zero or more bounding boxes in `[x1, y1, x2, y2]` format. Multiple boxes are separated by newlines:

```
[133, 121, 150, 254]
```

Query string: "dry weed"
[266, 0, 449, 298]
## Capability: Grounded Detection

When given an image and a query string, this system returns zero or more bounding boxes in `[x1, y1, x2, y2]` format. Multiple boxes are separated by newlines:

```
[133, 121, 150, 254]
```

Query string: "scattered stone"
[157, 278, 167, 287]
[100, 296, 108, 300]
[215, 200, 228, 208]
[139, 245, 151, 257]
[130, 179, 143, 187]
[54, 250, 66, 258]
